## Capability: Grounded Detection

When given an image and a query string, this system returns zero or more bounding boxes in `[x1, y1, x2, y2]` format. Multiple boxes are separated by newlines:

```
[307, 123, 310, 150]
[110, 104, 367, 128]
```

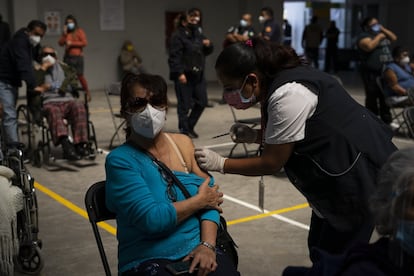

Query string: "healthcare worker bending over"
[195, 38, 397, 259]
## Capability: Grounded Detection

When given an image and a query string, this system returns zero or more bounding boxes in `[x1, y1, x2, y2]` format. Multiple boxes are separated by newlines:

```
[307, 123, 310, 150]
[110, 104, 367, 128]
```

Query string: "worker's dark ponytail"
[215, 38, 302, 83]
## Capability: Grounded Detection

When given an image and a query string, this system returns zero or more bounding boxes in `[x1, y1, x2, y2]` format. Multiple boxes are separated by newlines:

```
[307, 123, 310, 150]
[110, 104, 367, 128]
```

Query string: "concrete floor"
[15, 71, 414, 276]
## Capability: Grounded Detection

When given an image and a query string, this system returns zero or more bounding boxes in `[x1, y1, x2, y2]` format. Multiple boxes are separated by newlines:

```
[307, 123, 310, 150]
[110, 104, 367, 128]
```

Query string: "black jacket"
[168, 25, 213, 81]
[0, 28, 37, 90]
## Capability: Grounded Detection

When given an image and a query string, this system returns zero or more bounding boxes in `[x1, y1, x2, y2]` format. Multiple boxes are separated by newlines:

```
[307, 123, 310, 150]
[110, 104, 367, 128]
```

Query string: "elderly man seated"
[383, 46, 414, 106]
[34, 46, 91, 160]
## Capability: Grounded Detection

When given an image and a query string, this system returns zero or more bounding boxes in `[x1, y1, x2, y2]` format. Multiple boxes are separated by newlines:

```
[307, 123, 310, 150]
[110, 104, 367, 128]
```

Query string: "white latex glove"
[194, 147, 227, 173]
[230, 123, 257, 143]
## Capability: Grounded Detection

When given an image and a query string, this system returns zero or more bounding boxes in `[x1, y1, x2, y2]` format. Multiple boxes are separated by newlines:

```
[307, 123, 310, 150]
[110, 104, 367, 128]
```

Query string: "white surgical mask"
[258, 16, 266, 24]
[400, 56, 410, 65]
[130, 104, 166, 139]
[371, 23, 381, 33]
[29, 35, 41, 47]
[42, 54, 56, 65]
[240, 19, 248, 27]
[67, 22, 75, 30]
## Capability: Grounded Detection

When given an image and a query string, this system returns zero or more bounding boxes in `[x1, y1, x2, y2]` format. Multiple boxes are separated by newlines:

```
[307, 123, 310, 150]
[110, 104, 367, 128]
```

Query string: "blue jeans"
[0, 80, 19, 144]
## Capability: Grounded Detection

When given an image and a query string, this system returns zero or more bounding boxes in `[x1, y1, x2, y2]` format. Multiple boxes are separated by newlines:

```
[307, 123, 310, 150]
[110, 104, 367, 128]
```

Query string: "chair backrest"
[85, 180, 116, 276]
[229, 106, 261, 126]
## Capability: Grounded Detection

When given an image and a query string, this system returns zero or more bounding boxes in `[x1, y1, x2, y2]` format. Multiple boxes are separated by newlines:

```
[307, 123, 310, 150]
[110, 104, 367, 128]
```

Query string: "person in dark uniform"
[168, 8, 214, 139]
[357, 16, 397, 125]
[195, 38, 397, 260]
[258, 7, 281, 43]
[0, 14, 11, 52]
[282, 19, 292, 46]
[223, 13, 255, 48]
[324, 20, 340, 73]
[302, 16, 323, 69]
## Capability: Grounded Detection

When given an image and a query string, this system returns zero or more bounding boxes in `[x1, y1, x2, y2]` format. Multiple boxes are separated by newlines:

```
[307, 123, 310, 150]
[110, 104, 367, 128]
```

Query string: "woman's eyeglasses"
[41, 52, 57, 58]
[126, 96, 167, 113]
[157, 166, 177, 202]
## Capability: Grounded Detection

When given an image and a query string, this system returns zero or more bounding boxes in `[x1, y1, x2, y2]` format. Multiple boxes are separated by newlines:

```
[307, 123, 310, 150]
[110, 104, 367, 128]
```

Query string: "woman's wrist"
[200, 241, 216, 253]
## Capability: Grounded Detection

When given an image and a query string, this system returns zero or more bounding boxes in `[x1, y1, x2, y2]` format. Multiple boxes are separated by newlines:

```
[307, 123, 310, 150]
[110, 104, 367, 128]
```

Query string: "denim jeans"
[0, 80, 19, 144]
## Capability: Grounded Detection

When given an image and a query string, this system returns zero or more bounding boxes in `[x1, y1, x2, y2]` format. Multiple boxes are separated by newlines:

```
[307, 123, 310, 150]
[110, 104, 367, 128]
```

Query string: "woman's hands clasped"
[197, 177, 223, 213]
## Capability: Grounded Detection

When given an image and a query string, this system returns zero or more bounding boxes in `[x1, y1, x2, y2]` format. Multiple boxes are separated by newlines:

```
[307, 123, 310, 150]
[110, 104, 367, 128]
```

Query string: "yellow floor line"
[227, 203, 309, 225]
[34, 182, 116, 236]
[34, 181, 307, 235]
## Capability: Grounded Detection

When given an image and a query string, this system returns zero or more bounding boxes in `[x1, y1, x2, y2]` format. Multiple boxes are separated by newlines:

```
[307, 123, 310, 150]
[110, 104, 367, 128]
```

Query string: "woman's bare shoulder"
[167, 133, 194, 151]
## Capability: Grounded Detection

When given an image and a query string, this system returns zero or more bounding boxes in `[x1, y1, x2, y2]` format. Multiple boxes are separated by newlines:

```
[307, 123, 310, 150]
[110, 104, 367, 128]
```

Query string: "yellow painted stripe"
[34, 181, 307, 233]
[227, 203, 309, 225]
[34, 182, 117, 236]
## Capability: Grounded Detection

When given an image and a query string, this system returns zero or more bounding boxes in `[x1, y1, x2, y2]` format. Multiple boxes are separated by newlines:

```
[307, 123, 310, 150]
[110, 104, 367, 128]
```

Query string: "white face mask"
[67, 22, 75, 30]
[258, 16, 266, 24]
[42, 54, 56, 65]
[400, 56, 410, 65]
[29, 35, 41, 46]
[240, 19, 248, 27]
[130, 104, 166, 139]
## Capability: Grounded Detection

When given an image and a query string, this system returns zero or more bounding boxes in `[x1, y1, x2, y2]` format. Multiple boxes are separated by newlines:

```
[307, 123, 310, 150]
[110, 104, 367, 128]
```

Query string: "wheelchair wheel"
[17, 105, 31, 148]
[14, 244, 44, 275]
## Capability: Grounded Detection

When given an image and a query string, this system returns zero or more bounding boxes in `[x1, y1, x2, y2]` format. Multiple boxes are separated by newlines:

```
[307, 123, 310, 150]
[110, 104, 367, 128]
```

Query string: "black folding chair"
[84, 180, 116, 276]
[104, 82, 125, 149]
[403, 106, 414, 139]
[228, 106, 261, 157]
[376, 76, 408, 133]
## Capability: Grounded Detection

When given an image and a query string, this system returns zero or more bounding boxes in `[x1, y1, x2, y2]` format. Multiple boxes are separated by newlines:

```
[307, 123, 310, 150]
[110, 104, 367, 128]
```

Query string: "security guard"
[223, 13, 255, 48]
[258, 7, 281, 43]
[168, 8, 214, 139]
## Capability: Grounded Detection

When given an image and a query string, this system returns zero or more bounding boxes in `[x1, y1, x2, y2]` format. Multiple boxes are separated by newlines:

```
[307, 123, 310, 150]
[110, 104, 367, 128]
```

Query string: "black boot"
[61, 137, 81, 161]
[76, 142, 96, 160]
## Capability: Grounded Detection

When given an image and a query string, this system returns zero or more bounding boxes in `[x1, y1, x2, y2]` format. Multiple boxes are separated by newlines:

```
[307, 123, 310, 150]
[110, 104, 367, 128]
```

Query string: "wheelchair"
[17, 89, 98, 167]
[0, 143, 44, 274]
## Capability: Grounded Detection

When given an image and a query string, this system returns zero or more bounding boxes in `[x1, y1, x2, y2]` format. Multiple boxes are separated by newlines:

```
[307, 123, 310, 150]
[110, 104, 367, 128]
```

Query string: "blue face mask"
[396, 220, 414, 256]
[240, 19, 248, 27]
[371, 23, 381, 33]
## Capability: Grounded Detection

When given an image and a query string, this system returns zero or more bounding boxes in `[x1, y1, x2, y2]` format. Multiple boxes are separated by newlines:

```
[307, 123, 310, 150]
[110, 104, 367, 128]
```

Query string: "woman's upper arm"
[358, 37, 373, 52]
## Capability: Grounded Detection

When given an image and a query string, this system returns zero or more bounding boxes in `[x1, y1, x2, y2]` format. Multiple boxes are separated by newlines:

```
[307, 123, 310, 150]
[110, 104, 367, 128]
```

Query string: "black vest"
[266, 66, 397, 230]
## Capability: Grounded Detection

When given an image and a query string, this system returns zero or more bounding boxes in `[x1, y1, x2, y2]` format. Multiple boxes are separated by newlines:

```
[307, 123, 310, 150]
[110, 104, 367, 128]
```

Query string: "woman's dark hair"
[392, 45, 409, 59]
[120, 73, 168, 137]
[65, 14, 78, 26]
[215, 37, 302, 85]
[360, 16, 375, 30]
[174, 12, 187, 29]
[370, 148, 414, 235]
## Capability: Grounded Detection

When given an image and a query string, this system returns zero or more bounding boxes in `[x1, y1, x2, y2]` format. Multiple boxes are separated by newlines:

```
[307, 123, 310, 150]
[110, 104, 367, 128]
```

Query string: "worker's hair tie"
[245, 39, 253, 47]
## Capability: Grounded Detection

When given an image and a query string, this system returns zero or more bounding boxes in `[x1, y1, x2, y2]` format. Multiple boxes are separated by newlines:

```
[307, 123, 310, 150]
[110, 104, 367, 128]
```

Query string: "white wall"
[4, 0, 283, 90]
